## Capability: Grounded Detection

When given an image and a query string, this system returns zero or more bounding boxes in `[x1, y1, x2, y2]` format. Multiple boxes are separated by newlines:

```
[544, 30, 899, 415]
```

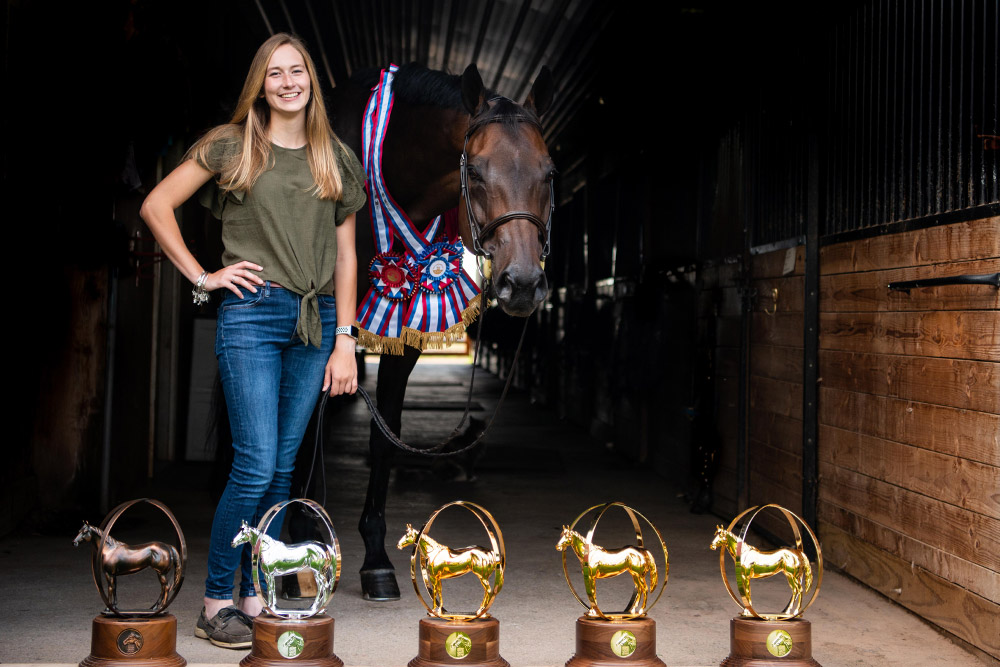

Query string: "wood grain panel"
[749, 470, 802, 515]
[819, 350, 1000, 413]
[749, 412, 802, 456]
[819, 387, 1000, 466]
[751, 344, 804, 383]
[749, 441, 802, 487]
[820, 217, 1000, 274]
[819, 462, 1000, 570]
[820, 258, 1000, 312]
[750, 376, 803, 420]
[820, 520, 1000, 660]
[820, 311, 1000, 361]
[817, 424, 860, 470]
[751, 312, 803, 348]
[752, 246, 804, 278]
[820, 504, 1000, 602]
[716, 346, 740, 379]
[820, 424, 1000, 518]
[752, 276, 805, 313]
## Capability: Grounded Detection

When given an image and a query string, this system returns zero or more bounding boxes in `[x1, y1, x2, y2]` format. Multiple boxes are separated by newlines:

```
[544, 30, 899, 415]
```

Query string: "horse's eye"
[467, 166, 484, 182]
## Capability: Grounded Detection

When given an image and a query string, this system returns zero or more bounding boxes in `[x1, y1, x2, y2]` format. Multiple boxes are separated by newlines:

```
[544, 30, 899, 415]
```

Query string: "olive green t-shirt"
[197, 136, 366, 347]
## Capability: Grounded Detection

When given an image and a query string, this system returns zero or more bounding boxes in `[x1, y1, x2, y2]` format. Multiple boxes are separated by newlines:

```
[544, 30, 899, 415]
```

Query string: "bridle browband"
[459, 97, 555, 263]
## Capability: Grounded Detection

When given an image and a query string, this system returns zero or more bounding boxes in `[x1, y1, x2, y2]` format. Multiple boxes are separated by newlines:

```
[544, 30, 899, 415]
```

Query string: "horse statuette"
[556, 526, 658, 618]
[73, 521, 181, 613]
[397, 523, 502, 617]
[710, 525, 813, 618]
[231, 520, 339, 619]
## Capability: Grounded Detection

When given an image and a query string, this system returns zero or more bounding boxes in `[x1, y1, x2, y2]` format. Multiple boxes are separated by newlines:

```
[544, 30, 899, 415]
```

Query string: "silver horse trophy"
[231, 498, 343, 667]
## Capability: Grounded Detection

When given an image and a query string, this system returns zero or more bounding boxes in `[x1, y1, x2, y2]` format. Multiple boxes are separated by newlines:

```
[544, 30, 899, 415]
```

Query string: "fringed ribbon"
[356, 65, 481, 354]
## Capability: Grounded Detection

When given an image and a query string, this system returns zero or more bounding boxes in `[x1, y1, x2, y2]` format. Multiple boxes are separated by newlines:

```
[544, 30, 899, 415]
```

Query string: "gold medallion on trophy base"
[710, 504, 823, 667]
[241, 614, 343, 667]
[235, 499, 343, 667]
[398, 501, 508, 667]
[73, 498, 187, 667]
[556, 502, 670, 667]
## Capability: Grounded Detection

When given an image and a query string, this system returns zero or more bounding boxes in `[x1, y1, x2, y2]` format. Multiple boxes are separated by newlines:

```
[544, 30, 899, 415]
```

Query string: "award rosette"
[397, 501, 508, 667]
[556, 502, 669, 667]
[232, 498, 343, 667]
[73, 498, 187, 667]
[709, 504, 824, 666]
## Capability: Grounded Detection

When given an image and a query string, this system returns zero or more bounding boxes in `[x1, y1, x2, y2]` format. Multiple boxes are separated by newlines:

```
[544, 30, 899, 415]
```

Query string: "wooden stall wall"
[747, 247, 806, 539]
[696, 261, 741, 518]
[817, 217, 1000, 660]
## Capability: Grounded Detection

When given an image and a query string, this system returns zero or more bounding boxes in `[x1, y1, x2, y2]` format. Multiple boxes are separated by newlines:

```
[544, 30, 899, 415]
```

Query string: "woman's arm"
[323, 212, 359, 396]
[139, 159, 264, 297]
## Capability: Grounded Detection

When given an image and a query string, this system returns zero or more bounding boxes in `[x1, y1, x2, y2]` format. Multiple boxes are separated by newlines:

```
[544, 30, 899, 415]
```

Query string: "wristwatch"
[335, 325, 359, 340]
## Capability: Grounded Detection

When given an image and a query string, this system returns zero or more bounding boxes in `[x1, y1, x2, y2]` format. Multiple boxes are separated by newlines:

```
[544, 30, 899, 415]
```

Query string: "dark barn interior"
[3, 0, 998, 663]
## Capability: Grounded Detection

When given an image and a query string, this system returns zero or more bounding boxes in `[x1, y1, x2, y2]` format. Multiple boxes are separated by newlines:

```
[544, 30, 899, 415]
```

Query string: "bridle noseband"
[459, 97, 555, 268]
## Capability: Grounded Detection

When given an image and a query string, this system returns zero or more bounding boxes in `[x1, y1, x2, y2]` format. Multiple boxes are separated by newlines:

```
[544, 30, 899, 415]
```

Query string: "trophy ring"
[712, 504, 823, 621]
[87, 498, 187, 617]
[403, 501, 505, 621]
[558, 502, 669, 621]
[251, 498, 342, 619]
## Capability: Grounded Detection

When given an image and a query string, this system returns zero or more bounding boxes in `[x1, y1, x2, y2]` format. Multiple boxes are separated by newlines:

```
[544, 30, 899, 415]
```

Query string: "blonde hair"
[189, 33, 345, 200]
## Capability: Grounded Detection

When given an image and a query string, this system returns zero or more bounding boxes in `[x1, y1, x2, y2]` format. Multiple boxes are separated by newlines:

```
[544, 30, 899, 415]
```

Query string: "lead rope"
[303, 285, 530, 502]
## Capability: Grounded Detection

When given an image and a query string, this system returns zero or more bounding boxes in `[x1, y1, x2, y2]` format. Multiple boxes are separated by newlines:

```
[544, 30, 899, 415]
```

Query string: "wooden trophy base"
[240, 613, 343, 667]
[720, 617, 821, 666]
[80, 614, 185, 667]
[566, 616, 666, 667]
[408, 616, 509, 667]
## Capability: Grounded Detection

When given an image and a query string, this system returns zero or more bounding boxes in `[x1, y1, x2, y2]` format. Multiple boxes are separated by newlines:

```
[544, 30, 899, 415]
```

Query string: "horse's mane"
[351, 63, 501, 112]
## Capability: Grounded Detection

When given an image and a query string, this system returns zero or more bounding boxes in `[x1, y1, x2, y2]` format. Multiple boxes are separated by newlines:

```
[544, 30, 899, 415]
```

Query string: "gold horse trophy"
[709, 504, 824, 666]
[397, 501, 507, 667]
[556, 502, 669, 667]
[236, 498, 343, 667]
[73, 498, 187, 667]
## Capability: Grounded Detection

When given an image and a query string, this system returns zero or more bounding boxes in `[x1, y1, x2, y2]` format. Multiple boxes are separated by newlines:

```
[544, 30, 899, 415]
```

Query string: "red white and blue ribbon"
[356, 65, 481, 353]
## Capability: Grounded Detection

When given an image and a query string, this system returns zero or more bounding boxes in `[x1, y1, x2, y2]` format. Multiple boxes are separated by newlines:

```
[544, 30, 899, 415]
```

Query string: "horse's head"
[554, 525, 573, 551]
[397, 524, 419, 550]
[709, 526, 728, 551]
[231, 520, 254, 547]
[458, 64, 555, 317]
[72, 521, 94, 547]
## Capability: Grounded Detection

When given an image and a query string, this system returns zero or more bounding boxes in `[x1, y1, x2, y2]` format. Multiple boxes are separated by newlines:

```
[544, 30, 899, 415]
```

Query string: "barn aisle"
[0, 358, 985, 666]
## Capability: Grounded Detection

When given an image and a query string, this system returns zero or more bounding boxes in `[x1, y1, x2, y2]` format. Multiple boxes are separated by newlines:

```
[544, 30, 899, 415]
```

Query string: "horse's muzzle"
[495, 263, 547, 317]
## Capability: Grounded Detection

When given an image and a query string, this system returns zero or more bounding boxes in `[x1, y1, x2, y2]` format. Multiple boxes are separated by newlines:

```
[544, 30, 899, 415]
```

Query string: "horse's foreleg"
[359, 346, 421, 601]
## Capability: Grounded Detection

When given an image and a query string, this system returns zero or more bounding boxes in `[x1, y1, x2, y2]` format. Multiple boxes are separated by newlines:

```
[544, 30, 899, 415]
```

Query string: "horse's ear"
[524, 66, 553, 116]
[461, 63, 487, 115]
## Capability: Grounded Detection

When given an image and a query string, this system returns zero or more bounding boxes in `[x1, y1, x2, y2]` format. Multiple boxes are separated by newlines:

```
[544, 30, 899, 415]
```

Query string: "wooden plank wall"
[698, 261, 741, 517]
[748, 247, 806, 540]
[817, 217, 1000, 660]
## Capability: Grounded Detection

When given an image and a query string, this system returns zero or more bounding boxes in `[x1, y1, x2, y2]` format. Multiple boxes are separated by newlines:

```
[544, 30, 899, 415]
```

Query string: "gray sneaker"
[195, 606, 254, 649]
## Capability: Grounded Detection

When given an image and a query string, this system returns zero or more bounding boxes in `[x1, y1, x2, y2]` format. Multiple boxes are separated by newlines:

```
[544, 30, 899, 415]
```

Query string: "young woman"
[141, 33, 364, 648]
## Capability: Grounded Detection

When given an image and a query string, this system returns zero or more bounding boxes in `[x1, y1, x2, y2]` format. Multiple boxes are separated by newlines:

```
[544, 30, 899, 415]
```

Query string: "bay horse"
[73, 521, 181, 610]
[556, 526, 658, 617]
[710, 525, 813, 616]
[331, 62, 555, 600]
[231, 521, 338, 612]
[397, 523, 502, 615]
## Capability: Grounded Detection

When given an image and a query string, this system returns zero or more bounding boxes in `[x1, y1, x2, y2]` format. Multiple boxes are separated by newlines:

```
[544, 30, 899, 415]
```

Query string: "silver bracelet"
[192, 271, 209, 305]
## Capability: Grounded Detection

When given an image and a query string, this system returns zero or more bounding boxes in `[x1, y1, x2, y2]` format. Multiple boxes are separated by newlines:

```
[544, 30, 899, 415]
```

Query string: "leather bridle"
[459, 97, 555, 263]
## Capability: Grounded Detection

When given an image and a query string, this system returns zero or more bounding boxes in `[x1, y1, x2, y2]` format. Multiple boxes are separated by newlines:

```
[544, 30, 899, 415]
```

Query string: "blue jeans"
[205, 283, 336, 600]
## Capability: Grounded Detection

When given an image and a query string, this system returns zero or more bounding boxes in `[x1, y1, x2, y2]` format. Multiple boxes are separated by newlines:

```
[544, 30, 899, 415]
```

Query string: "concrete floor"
[0, 359, 986, 666]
